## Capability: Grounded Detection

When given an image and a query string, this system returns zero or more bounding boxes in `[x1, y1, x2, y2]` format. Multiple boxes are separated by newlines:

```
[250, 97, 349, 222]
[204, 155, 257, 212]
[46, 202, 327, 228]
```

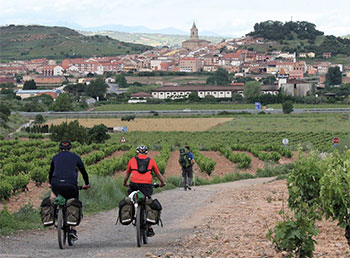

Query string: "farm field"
[212, 113, 350, 132]
[45, 117, 232, 131]
[46, 113, 350, 133]
[95, 103, 350, 111]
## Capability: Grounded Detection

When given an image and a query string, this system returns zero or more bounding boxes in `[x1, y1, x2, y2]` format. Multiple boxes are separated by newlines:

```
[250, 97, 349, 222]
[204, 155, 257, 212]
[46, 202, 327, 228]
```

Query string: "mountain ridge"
[0, 25, 153, 60]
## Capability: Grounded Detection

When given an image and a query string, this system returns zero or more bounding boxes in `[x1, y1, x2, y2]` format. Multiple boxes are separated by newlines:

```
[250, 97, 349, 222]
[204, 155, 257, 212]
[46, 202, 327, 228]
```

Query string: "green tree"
[51, 93, 73, 111]
[0, 104, 11, 122]
[206, 68, 230, 85]
[0, 88, 16, 99]
[244, 81, 261, 103]
[50, 120, 88, 144]
[115, 74, 128, 87]
[23, 101, 46, 112]
[29, 94, 53, 106]
[232, 93, 244, 103]
[34, 114, 45, 124]
[86, 77, 108, 100]
[77, 97, 88, 110]
[282, 100, 294, 114]
[23, 80, 37, 90]
[261, 76, 276, 85]
[325, 66, 342, 86]
[64, 83, 86, 96]
[188, 92, 200, 102]
[88, 124, 110, 143]
[202, 95, 216, 103]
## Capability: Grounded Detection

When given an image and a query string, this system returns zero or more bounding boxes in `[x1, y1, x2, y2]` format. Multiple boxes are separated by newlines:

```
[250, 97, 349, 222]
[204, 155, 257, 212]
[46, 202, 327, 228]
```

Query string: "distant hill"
[80, 30, 225, 48]
[0, 25, 153, 60]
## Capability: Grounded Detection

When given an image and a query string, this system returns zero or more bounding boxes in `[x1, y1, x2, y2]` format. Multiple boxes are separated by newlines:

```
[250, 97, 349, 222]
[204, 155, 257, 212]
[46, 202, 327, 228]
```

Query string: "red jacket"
[126, 154, 160, 184]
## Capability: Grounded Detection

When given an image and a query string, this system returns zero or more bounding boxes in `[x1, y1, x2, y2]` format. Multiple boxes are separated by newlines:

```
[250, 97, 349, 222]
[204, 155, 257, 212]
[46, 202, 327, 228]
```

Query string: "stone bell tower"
[190, 22, 198, 40]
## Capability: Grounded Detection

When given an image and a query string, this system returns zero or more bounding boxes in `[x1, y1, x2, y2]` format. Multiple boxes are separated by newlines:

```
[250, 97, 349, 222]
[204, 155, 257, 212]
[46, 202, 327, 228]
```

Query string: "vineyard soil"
[163, 180, 350, 257]
[0, 181, 49, 213]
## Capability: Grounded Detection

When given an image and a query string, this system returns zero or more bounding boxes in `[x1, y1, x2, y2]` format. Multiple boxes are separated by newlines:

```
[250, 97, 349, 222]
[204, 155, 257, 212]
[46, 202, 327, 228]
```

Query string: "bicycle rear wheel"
[57, 208, 66, 249]
[136, 206, 142, 247]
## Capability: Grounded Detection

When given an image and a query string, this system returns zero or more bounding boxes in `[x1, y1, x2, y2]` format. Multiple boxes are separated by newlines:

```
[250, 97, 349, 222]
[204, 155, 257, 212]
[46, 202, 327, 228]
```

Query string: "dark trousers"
[128, 182, 153, 198]
[51, 182, 79, 200]
[182, 166, 193, 189]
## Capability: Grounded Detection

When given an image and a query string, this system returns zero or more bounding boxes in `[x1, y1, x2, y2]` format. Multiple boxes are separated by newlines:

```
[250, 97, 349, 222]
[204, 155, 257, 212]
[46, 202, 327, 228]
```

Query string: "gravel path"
[0, 177, 274, 258]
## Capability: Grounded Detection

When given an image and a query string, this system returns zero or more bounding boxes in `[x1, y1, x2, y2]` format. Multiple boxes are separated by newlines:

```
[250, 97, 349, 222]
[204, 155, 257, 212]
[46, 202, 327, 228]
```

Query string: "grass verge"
[0, 203, 42, 235]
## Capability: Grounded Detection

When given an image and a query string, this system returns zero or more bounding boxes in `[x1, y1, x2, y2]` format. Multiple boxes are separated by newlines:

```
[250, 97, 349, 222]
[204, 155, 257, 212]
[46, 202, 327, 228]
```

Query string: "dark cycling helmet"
[136, 145, 148, 154]
[59, 140, 72, 151]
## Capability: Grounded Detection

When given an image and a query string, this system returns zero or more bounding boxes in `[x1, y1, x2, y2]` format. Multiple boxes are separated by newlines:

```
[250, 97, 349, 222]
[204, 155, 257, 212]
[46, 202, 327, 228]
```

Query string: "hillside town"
[1, 23, 350, 101]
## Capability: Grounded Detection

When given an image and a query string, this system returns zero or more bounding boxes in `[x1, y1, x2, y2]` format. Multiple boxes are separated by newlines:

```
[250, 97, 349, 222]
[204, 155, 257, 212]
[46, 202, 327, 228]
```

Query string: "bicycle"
[54, 186, 86, 249]
[128, 183, 161, 247]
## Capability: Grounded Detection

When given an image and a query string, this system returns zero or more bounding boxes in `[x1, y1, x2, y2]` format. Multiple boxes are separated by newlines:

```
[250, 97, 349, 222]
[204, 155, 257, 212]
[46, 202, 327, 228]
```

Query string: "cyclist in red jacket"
[123, 145, 166, 236]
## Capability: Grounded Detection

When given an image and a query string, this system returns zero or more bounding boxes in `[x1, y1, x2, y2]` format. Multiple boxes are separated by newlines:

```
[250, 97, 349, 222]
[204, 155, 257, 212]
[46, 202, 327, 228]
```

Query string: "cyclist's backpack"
[145, 198, 162, 225]
[179, 149, 191, 168]
[40, 197, 55, 227]
[135, 157, 151, 174]
[66, 198, 83, 226]
[118, 196, 134, 225]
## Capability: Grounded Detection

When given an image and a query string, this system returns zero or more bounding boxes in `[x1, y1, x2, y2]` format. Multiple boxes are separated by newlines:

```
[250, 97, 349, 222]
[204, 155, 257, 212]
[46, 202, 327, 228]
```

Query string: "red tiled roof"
[152, 85, 279, 92]
[130, 92, 152, 98]
[287, 79, 308, 84]
[224, 53, 241, 59]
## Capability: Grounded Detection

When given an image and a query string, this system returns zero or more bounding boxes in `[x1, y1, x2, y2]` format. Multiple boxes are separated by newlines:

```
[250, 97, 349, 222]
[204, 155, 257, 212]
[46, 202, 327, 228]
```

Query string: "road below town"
[0, 177, 273, 258]
[13, 107, 350, 118]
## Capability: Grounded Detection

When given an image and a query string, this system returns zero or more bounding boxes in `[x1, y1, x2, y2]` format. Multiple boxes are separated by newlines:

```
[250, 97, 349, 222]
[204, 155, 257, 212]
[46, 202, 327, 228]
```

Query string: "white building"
[151, 85, 279, 100]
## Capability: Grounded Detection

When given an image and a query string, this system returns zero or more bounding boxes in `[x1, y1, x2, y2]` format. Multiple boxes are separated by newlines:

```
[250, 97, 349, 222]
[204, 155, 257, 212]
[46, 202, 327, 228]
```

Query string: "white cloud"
[1, 0, 350, 36]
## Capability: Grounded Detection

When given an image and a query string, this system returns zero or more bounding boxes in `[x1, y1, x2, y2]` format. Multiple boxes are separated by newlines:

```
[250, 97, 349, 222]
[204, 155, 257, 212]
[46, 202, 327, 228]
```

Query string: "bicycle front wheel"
[57, 208, 66, 249]
[142, 207, 148, 244]
[136, 206, 142, 247]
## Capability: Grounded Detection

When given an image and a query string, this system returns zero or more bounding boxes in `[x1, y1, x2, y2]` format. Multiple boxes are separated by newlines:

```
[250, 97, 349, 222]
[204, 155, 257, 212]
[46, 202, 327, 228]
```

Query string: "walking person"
[179, 146, 194, 191]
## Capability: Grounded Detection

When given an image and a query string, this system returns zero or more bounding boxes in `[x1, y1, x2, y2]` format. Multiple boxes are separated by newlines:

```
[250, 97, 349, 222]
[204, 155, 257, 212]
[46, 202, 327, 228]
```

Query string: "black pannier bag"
[40, 197, 54, 226]
[66, 198, 83, 226]
[118, 197, 134, 225]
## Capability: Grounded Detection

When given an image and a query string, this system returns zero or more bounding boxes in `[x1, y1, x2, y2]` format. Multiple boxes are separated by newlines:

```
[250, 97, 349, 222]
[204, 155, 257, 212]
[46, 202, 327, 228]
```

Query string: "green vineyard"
[0, 130, 347, 200]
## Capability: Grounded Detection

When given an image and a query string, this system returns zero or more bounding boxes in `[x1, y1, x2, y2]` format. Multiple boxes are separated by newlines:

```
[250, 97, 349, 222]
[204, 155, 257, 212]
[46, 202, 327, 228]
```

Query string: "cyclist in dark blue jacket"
[49, 140, 90, 240]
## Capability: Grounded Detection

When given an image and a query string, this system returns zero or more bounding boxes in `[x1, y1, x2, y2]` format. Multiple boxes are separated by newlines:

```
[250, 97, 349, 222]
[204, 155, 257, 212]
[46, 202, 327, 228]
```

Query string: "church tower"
[190, 22, 198, 40]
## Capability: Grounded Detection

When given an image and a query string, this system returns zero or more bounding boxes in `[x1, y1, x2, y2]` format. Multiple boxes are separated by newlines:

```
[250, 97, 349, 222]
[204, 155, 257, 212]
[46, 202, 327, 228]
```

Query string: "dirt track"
[0, 177, 273, 258]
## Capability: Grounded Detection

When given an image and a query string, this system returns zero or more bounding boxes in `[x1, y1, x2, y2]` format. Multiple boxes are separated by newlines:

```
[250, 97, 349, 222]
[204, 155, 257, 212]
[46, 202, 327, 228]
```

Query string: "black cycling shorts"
[128, 182, 153, 198]
[51, 183, 79, 200]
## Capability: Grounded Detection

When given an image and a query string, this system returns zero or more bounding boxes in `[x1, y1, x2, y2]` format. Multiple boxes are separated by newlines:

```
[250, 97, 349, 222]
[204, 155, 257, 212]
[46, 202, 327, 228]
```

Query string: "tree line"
[247, 20, 324, 41]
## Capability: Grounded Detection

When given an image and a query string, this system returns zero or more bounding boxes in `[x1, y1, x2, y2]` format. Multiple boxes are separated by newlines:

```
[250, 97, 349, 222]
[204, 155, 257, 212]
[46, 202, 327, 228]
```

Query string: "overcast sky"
[1, 0, 350, 37]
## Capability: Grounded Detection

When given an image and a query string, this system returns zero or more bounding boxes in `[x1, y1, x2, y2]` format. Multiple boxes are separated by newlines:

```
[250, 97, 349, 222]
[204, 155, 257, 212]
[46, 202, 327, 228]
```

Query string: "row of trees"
[50, 120, 110, 144]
